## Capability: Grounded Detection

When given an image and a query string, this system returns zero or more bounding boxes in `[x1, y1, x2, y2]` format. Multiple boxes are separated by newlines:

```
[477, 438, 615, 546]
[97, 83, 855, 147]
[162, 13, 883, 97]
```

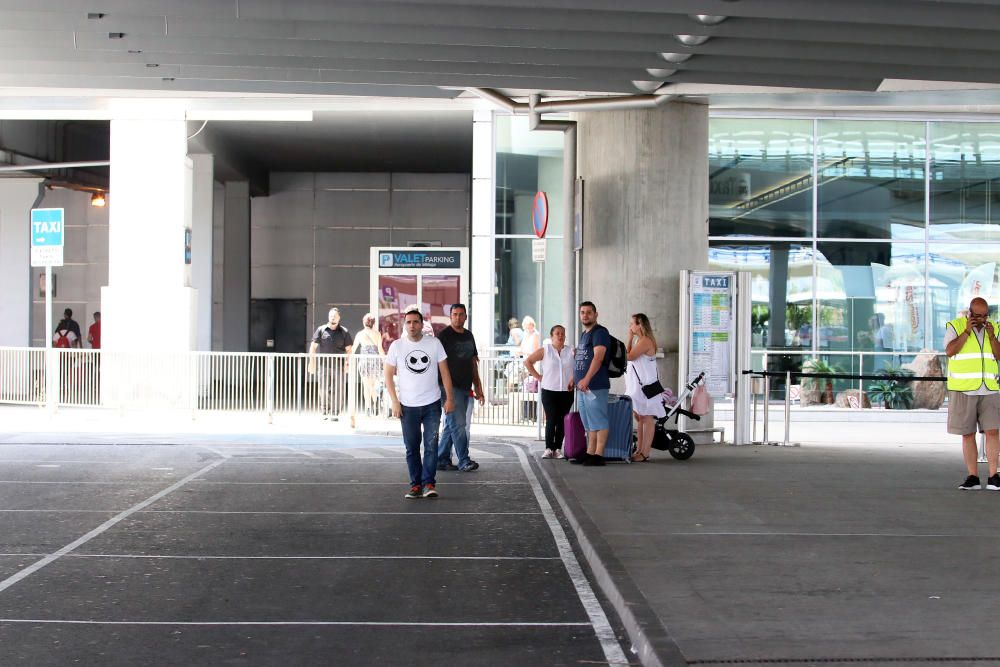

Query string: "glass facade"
[710, 118, 1000, 364]
[493, 115, 566, 345]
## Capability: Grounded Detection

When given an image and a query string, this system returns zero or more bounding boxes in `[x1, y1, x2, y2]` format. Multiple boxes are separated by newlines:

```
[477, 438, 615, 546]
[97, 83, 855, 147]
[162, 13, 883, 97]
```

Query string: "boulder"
[902, 350, 946, 410]
[835, 389, 872, 409]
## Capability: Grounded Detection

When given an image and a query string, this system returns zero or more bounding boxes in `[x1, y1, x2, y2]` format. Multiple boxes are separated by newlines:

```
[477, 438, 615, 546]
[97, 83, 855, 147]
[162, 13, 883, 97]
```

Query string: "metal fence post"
[783, 370, 792, 446]
[266, 354, 276, 424]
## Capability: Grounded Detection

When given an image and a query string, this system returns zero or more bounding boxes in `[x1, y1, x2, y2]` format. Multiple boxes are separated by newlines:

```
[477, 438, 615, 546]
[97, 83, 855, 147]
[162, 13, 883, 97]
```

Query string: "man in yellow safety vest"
[946, 297, 1000, 490]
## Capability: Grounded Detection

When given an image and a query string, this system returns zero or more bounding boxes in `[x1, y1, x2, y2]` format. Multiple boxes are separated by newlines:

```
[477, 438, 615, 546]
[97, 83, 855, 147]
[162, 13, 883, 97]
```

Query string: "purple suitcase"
[604, 395, 634, 462]
[563, 412, 587, 460]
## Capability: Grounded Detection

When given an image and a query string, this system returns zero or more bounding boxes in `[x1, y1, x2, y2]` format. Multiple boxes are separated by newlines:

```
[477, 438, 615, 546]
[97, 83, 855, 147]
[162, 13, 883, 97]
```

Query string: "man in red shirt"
[87, 312, 101, 349]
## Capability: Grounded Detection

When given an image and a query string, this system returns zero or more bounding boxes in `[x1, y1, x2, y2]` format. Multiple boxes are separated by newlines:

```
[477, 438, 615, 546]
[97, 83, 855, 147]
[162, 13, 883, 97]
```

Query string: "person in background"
[385, 309, 454, 499]
[87, 311, 101, 349]
[946, 297, 1000, 491]
[353, 313, 386, 417]
[506, 317, 523, 348]
[519, 315, 541, 357]
[55, 308, 82, 349]
[308, 307, 353, 421]
[525, 324, 575, 459]
[573, 301, 611, 467]
[625, 313, 666, 462]
[436, 304, 485, 472]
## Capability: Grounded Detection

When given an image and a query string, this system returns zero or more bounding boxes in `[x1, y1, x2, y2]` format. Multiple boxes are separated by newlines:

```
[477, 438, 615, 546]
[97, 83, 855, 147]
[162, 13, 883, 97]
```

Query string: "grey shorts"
[947, 391, 1000, 435]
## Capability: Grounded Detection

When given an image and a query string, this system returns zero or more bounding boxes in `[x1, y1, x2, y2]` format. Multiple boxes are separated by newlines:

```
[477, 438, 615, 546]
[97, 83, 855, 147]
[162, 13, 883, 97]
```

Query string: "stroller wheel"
[668, 432, 695, 460]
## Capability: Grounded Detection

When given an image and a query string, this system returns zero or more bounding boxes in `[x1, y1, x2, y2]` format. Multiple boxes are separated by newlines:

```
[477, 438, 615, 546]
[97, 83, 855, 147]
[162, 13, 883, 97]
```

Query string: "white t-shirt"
[386, 335, 448, 407]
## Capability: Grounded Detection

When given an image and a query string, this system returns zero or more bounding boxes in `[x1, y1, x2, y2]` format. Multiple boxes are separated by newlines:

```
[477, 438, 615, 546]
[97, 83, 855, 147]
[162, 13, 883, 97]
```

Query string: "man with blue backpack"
[572, 301, 627, 466]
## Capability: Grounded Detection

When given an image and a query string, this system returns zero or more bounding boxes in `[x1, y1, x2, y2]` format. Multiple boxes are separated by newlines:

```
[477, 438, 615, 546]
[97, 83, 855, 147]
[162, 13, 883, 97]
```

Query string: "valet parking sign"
[30, 208, 65, 267]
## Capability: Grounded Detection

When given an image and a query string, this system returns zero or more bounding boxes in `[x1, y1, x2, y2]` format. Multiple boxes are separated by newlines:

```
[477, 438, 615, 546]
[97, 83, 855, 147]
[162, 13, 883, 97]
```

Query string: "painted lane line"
[278, 446, 319, 458]
[0, 510, 542, 516]
[0, 619, 591, 627]
[35, 465, 60, 468]
[468, 448, 504, 459]
[335, 449, 388, 459]
[150, 468, 174, 471]
[0, 480, 195, 485]
[59, 554, 563, 560]
[0, 458, 227, 596]
[190, 481, 528, 486]
[511, 445, 629, 666]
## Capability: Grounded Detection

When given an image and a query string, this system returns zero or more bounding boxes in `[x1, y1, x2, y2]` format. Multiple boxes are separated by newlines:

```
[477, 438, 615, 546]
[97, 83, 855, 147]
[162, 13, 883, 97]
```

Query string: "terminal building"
[1, 1, 999, 398]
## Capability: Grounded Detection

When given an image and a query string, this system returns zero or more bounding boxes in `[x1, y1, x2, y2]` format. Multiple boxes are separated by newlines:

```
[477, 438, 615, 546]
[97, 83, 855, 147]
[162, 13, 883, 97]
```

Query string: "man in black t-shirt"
[308, 307, 353, 421]
[436, 304, 485, 472]
[55, 308, 82, 349]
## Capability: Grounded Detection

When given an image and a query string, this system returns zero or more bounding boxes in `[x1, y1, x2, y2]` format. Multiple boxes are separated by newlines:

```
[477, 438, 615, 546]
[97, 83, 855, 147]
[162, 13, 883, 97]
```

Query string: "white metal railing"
[0, 347, 543, 428]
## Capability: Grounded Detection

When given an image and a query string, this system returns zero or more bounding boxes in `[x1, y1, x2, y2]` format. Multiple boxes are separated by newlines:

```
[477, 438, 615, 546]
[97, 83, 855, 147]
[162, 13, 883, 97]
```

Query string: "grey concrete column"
[768, 244, 789, 347]
[576, 102, 709, 387]
[222, 181, 250, 351]
[189, 154, 214, 351]
[0, 178, 43, 346]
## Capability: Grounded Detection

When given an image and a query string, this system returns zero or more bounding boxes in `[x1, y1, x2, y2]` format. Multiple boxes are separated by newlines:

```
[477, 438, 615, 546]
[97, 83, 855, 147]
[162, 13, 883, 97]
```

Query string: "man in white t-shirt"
[385, 309, 455, 499]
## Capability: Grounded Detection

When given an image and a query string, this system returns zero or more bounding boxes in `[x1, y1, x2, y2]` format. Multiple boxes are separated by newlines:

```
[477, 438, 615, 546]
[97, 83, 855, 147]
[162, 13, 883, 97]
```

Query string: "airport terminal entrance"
[370, 247, 469, 351]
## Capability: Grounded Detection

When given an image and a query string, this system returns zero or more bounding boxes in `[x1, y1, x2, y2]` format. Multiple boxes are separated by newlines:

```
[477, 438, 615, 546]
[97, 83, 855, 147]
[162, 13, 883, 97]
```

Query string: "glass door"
[378, 275, 418, 352]
[420, 274, 462, 336]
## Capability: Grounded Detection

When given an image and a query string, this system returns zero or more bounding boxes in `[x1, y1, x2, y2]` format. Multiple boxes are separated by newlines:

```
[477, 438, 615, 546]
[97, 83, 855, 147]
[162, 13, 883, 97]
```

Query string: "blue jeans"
[401, 401, 441, 487]
[576, 388, 610, 432]
[438, 391, 472, 467]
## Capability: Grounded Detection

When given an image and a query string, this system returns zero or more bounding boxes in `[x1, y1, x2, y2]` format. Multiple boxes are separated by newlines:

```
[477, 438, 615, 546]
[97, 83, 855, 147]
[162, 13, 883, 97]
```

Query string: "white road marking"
[468, 448, 504, 459]
[0, 619, 591, 627]
[511, 444, 629, 667]
[278, 446, 319, 458]
[35, 465, 60, 468]
[335, 448, 388, 459]
[59, 554, 563, 560]
[0, 510, 543, 516]
[0, 458, 227, 595]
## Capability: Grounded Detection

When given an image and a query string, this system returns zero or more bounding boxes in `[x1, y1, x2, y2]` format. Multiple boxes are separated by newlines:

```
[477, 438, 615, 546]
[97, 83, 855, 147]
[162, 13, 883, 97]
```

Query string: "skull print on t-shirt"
[405, 351, 431, 374]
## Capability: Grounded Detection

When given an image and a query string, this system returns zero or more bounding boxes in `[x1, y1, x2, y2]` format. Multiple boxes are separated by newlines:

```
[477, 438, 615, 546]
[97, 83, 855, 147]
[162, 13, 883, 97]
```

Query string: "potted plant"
[802, 358, 841, 405]
[867, 364, 915, 409]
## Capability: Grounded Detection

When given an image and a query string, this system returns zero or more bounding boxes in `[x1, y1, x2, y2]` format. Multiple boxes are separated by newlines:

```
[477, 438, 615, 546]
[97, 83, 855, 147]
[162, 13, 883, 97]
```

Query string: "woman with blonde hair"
[353, 313, 386, 417]
[519, 315, 541, 357]
[625, 313, 665, 462]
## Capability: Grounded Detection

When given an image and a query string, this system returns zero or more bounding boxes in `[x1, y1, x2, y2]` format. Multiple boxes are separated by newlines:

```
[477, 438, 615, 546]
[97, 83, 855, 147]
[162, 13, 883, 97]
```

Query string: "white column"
[102, 105, 196, 352]
[470, 105, 496, 351]
[189, 153, 214, 351]
[0, 178, 43, 347]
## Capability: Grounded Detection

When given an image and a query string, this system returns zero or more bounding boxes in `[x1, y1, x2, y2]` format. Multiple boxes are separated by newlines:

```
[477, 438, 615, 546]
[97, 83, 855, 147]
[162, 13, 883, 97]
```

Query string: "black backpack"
[605, 335, 627, 378]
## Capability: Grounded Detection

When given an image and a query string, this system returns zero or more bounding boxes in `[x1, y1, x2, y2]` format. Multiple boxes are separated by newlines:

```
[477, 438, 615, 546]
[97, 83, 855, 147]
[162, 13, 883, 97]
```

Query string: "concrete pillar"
[222, 181, 250, 351]
[0, 178, 43, 346]
[576, 102, 709, 388]
[101, 108, 196, 352]
[189, 154, 214, 351]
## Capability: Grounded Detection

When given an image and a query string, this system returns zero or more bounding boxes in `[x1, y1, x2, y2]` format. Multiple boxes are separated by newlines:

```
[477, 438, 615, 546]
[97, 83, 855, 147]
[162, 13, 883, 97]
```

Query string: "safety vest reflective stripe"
[947, 316, 1000, 391]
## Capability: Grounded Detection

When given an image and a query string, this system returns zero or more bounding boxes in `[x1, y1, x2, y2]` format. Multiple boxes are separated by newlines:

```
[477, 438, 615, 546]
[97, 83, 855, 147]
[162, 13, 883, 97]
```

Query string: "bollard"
[762, 374, 770, 444]
[783, 370, 792, 446]
[752, 376, 759, 443]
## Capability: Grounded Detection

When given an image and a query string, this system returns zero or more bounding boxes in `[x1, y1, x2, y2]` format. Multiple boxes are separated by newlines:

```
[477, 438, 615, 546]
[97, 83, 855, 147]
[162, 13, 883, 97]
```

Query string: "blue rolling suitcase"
[604, 394, 634, 462]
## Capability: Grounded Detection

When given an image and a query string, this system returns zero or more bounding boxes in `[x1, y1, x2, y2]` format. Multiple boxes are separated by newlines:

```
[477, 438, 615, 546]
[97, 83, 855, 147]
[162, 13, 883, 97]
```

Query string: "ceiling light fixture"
[690, 14, 727, 25]
[108, 32, 124, 39]
[646, 68, 677, 78]
[90, 192, 106, 207]
[87, 12, 105, 19]
[675, 34, 710, 46]
[632, 80, 666, 93]
[660, 52, 693, 63]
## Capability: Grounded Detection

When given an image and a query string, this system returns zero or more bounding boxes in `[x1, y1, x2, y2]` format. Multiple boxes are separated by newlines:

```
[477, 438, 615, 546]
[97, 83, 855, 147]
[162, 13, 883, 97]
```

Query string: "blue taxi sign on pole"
[30, 208, 64, 267]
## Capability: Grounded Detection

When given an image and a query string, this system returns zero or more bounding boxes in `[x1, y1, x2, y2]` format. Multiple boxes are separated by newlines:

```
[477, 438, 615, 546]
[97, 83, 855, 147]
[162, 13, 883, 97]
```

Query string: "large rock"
[902, 350, 946, 410]
[835, 389, 872, 409]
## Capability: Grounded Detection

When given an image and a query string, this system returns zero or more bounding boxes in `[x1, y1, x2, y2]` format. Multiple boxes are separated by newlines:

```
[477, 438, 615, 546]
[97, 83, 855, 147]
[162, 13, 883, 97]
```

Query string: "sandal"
[630, 453, 649, 463]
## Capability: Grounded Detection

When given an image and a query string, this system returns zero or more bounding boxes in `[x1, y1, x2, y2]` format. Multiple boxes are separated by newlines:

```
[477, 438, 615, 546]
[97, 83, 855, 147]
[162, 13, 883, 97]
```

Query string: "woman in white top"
[353, 313, 387, 417]
[519, 315, 542, 357]
[525, 324, 575, 459]
[625, 313, 666, 462]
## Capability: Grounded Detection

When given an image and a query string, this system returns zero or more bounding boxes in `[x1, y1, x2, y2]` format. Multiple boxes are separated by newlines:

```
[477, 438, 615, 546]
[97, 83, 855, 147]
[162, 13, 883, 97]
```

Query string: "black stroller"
[649, 371, 706, 460]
